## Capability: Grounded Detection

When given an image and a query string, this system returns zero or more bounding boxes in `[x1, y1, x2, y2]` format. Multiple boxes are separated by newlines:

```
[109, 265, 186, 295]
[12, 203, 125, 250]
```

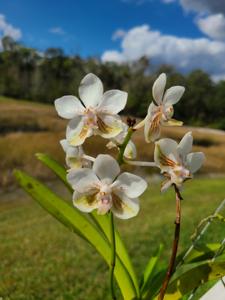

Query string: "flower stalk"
[125, 160, 156, 167]
[158, 184, 183, 300]
[109, 211, 117, 300]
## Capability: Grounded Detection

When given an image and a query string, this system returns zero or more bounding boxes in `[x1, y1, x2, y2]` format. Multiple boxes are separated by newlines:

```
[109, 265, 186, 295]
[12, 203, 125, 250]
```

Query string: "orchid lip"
[83, 107, 98, 127]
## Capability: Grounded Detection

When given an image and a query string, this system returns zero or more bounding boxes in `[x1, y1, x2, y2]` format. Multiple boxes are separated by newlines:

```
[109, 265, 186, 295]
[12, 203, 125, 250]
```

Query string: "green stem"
[109, 126, 135, 299]
[109, 211, 116, 300]
[117, 127, 134, 165]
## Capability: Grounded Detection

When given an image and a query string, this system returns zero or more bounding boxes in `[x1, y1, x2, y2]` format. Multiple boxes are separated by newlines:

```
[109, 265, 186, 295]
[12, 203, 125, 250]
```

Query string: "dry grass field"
[1, 96, 225, 188]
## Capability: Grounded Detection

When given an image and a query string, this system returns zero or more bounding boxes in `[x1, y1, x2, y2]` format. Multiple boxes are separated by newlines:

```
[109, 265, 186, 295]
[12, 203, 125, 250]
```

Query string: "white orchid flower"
[154, 132, 205, 192]
[67, 154, 147, 219]
[60, 139, 93, 169]
[106, 123, 137, 160]
[55, 73, 127, 146]
[136, 73, 185, 142]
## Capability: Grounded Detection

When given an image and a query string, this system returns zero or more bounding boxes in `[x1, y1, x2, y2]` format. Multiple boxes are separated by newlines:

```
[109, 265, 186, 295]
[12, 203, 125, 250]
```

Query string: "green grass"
[0, 177, 225, 300]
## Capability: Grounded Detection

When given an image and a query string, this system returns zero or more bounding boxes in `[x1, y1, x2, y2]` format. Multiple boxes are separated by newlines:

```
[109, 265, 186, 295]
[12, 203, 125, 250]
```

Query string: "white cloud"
[112, 29, 126, 41]
[0, 14, 22, 41]
[102, 50, 125, 63]
[49, 27, 65, 35]
[197, 14, 225, 40]
[179, 0, 225, 15]
[102, 24, 225, 79]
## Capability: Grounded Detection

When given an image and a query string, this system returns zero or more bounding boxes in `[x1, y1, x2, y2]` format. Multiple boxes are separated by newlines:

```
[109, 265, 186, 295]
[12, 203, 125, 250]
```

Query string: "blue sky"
[1, 0, 225, 80]
[0, 0, 204, 55]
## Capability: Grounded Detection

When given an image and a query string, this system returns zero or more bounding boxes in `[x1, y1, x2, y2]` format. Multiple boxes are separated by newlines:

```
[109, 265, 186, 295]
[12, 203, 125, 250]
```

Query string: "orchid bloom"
[55, 73, 127, 146]
[136, 73, 185, 142]
[106, 123, 137, 160]
[154, 132, 205, 192]
[60, 139, 92, 169]
[67, 154, 147, 219]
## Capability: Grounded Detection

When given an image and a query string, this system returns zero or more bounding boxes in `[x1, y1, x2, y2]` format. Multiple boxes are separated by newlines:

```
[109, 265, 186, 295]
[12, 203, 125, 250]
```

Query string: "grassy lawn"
[0, 177, 225, 300]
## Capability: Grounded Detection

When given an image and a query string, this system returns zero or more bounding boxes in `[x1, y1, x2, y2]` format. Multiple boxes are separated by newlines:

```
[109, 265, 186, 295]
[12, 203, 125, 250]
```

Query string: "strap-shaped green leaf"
[36, 152, 140, 297]
[14, 170, 137, 300]
[142, 243, 225, 299]
[36, 153, 72, 191]
[163, 255, 225, 300]
[91, 211, 140, 297]
[140, 244, 164, 297]
[176, 243, 223, 266]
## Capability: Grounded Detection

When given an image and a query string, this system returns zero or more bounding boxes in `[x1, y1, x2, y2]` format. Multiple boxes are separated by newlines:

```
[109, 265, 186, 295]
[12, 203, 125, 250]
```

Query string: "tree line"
[1, 36, 225, 129]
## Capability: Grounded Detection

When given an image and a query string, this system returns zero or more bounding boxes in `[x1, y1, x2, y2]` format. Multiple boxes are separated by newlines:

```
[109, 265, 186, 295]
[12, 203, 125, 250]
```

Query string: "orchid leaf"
[36, 152, 139, 296]
[36, 153, 72, 191]
[176, 243, 224, 266]
[163, 255, 225, 300]
[140, 244, 164, 297]
[91, 211, 140, 297]
[143, 244, 225, 299]
[14, 170, 137, 300]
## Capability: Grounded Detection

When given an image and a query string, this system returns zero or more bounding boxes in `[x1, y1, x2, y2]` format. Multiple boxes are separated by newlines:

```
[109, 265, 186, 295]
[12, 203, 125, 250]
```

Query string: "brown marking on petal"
[86, 193, 98, 205]
[157, 144, 177, 168]
[97, 116, 111, 134]
[79, 125, 89, 139]
[149, 111, 162, 138]
[112, 193, 123, 213]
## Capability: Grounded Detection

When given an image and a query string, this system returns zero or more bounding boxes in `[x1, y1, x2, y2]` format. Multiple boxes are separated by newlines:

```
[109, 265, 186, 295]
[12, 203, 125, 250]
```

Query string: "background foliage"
[1, 36, 225, 129]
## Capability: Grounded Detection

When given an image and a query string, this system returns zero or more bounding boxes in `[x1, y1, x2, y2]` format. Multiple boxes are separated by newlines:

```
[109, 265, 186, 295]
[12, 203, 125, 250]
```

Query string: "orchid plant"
[15, 73, 225, 300]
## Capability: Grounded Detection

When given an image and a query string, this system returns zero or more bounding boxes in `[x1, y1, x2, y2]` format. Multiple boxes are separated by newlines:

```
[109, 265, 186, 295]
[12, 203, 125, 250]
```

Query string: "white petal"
[66, 146, 84, 169]
[134, 118, 145, 130]
[66, 117, 91, 146]
[163, 86, 185, 106]
[112, 172, 147, 198]
[164, 119, 183, 126]
[112, 195, 139, 220]
[152, 73, 167, 104]
[93, 154, 120, 183]
[113, 123, 129, 144]
[147, 102, 159, 116]
[67, 168, 100, 193]
[106, 141, 117, 149]
[187, 152, 205, 173]
[97, 90, 127, 114]
[60, 139, 69, 152]
[156, 138, 178, 160]
[161, 180, 173, 193]
[73, 191, 98, 213]
[177, 132, 193, 159]
[55, 96, 84, 119]
[154, 138, 178, 170]
[67, 145, 83, 159]
[66, 157, 83, 169]
[144, 113, 161, 143]
[79, 73, 103, 108]
[124, 141, 137, 159]
[96, 114, 123, 139]
[60, 139, 82, 157]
